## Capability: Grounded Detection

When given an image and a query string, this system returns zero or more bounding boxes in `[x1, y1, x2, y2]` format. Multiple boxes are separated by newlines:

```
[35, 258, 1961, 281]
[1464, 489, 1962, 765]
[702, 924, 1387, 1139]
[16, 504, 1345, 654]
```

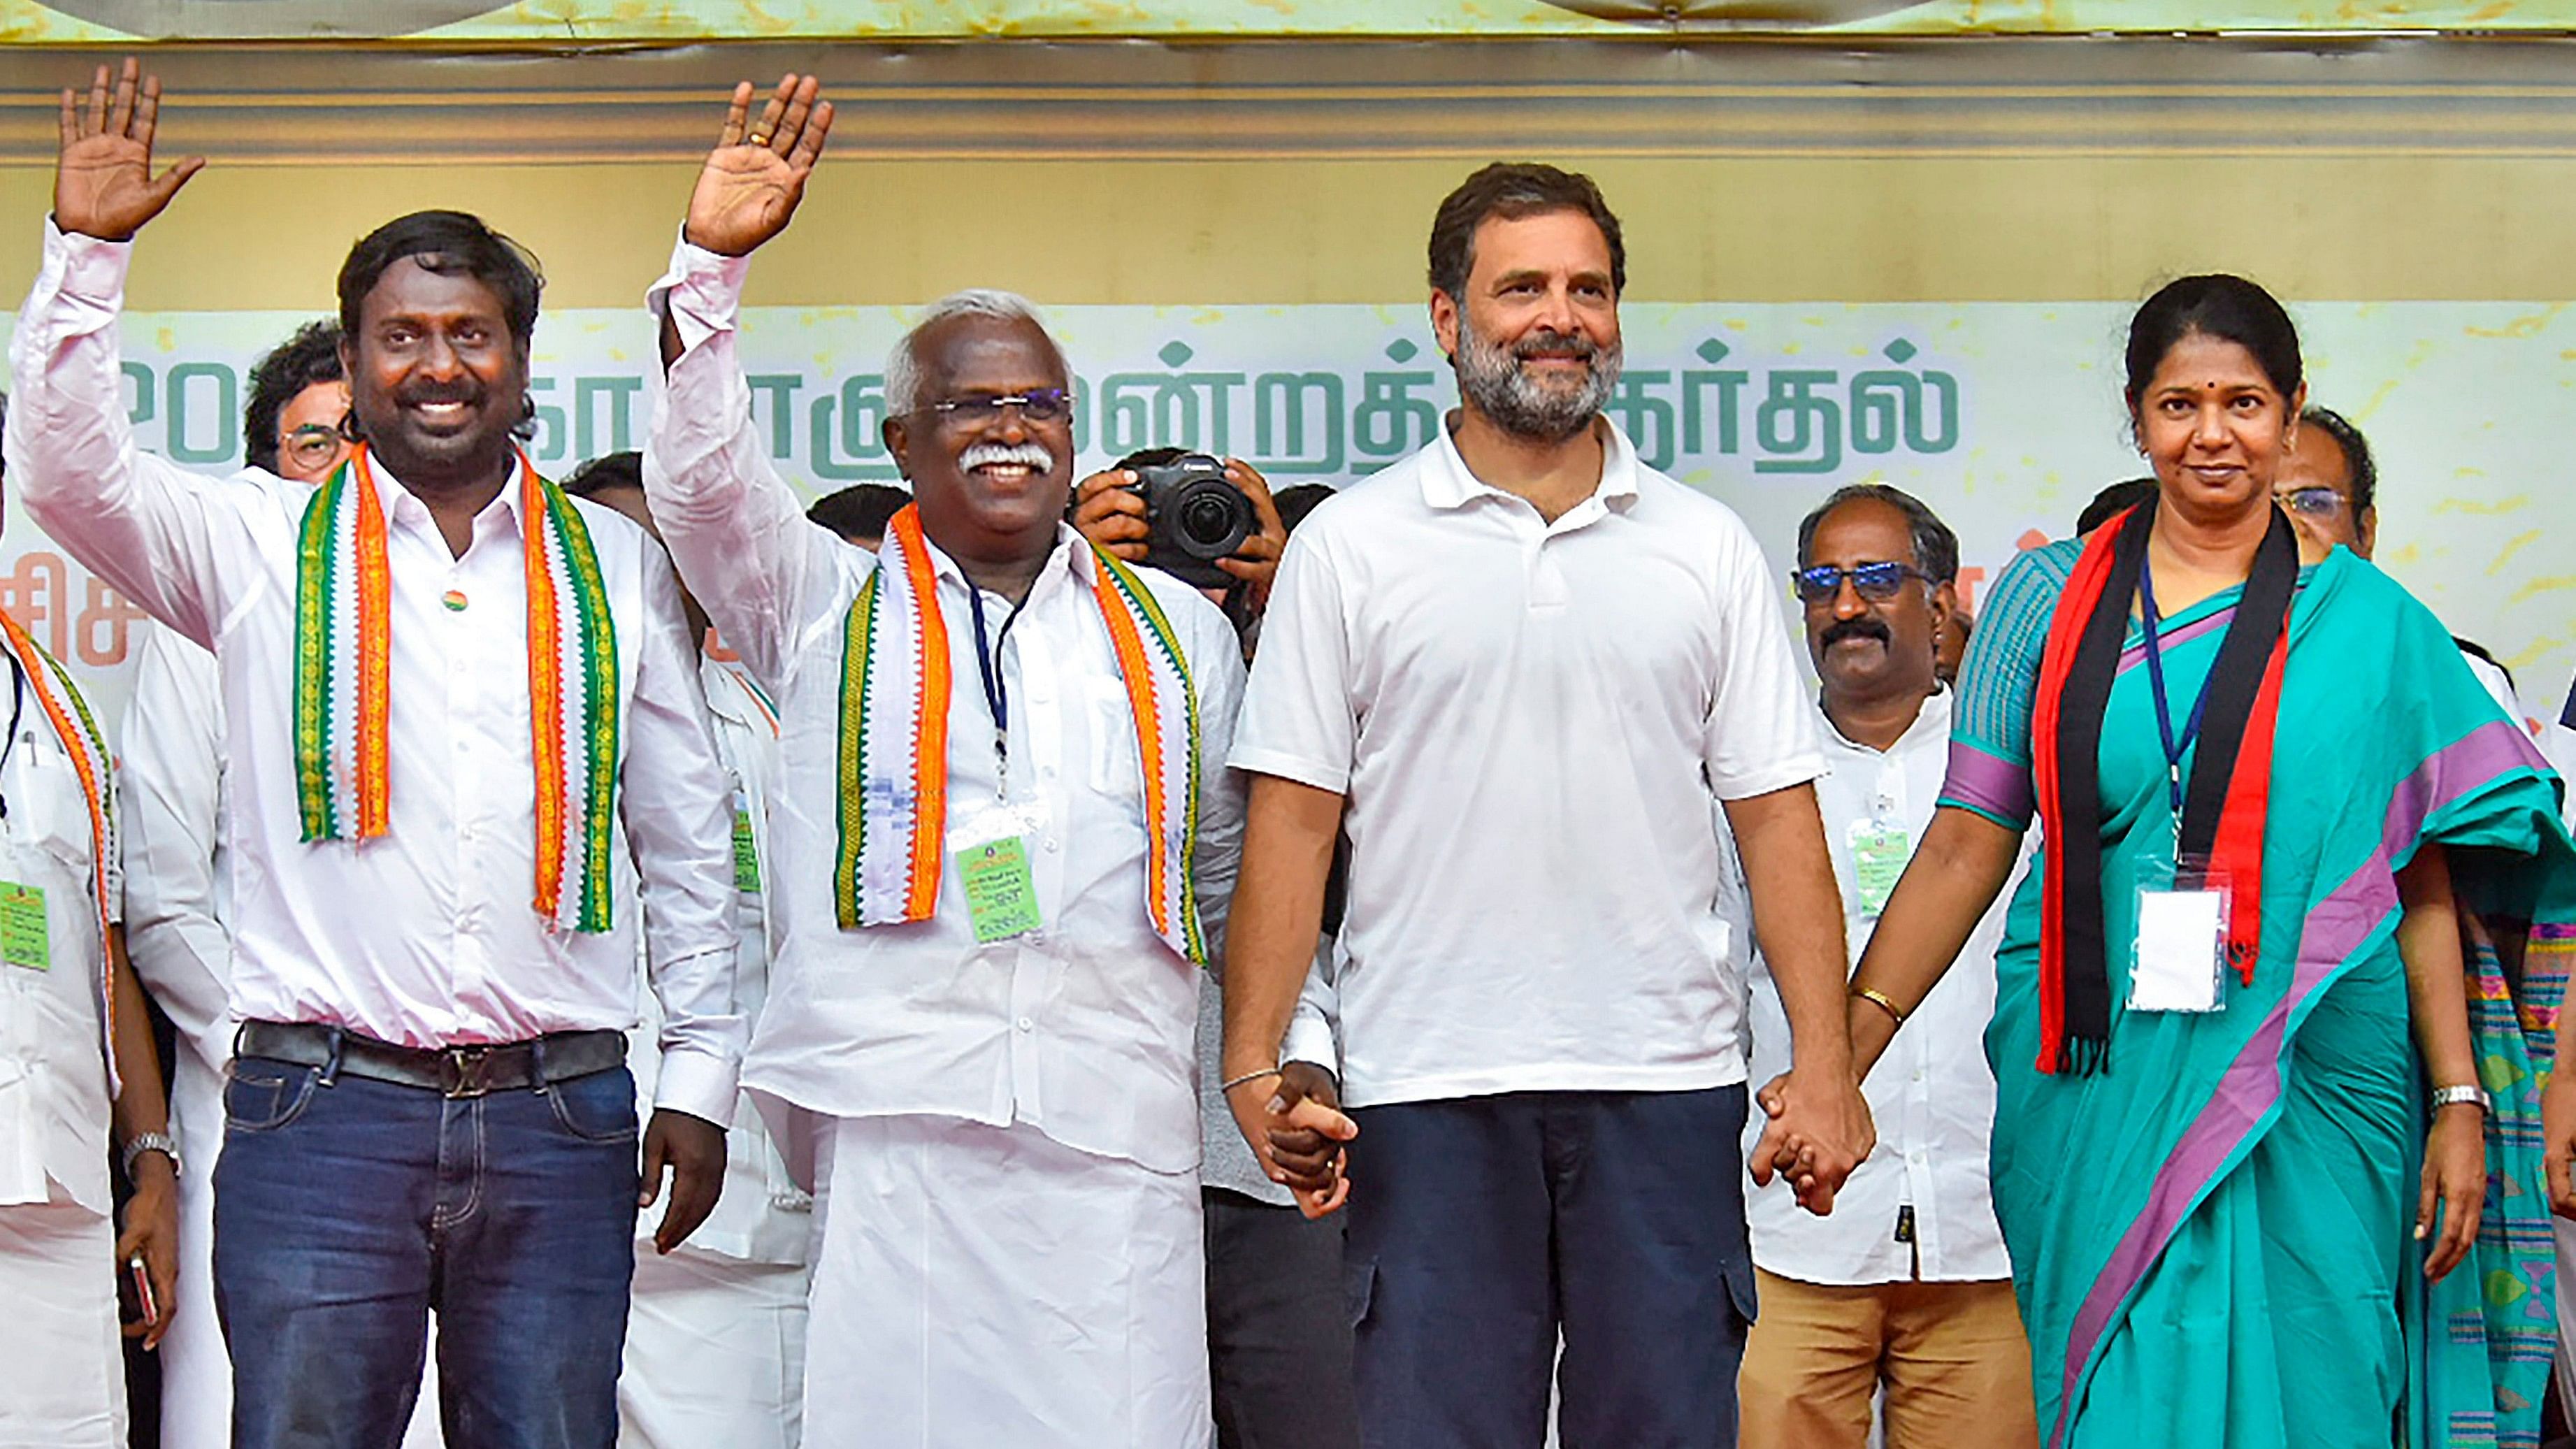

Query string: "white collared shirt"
[0, 644, 122, 1214]
[1231, 420, 1822, 1108]
[8, 220, 744, 1123]
[118, 623, 236, 1087]
[628, 654, 810, 1264]
[1738, 689, 2015, 1285]
[645, 237, 1247, 1176]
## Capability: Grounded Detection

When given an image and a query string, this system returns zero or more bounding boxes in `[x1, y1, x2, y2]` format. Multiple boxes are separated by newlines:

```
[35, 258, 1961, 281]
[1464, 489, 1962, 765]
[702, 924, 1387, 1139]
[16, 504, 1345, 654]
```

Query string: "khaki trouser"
[1739, 1268, 2039, 1449]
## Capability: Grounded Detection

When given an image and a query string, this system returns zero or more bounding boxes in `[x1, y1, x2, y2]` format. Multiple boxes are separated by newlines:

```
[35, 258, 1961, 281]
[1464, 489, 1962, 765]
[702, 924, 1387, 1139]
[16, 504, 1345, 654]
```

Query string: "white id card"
[2130, 883, 2227, 1013]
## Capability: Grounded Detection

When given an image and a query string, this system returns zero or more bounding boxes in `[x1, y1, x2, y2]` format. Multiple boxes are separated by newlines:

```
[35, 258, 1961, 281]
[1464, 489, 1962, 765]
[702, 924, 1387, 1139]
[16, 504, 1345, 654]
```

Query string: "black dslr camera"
[1123, 451, 1257, 589]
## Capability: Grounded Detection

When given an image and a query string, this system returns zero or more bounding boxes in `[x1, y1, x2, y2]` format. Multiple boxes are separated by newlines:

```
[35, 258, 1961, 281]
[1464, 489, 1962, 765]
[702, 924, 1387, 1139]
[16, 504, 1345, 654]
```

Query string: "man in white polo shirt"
[1734, 484, 2035, 1449]
[1219, 161, 1873, 1448]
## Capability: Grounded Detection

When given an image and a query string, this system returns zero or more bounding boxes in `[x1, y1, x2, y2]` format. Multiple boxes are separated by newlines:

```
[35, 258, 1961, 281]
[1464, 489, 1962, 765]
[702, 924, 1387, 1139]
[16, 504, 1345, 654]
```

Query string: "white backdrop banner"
[21, 298, 2570, 728]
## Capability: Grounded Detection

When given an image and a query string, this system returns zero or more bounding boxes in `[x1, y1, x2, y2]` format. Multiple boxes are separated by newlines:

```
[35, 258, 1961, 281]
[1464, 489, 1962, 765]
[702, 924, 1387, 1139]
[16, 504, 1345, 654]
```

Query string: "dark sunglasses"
[1791, 561, 1930, 603]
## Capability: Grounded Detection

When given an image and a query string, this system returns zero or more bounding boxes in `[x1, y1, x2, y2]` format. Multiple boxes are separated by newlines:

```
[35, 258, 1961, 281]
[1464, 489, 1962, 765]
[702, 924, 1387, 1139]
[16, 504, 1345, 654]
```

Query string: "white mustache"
[958, 441, 1056, 473]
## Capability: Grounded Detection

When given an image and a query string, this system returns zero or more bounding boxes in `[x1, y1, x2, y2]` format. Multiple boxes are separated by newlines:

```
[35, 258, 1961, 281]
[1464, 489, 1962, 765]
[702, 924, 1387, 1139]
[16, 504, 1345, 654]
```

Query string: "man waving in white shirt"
[12, 60, 742, 1449]
[643, 77, 1246, 1446]
[1735, 484, 2037, 1449]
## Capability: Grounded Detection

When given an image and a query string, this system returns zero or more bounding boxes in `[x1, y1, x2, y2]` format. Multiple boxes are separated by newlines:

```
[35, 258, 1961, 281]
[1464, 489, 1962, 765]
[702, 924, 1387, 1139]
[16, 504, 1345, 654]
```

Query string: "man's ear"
[882, 415, 912, 481]
[2357, 505, 2378, 558]
[1430, 289, 1461, 366]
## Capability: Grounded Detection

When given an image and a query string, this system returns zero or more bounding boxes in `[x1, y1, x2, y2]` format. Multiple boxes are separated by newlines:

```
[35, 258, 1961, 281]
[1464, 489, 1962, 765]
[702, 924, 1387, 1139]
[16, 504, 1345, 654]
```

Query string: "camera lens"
[1178, 490, 1245, 552]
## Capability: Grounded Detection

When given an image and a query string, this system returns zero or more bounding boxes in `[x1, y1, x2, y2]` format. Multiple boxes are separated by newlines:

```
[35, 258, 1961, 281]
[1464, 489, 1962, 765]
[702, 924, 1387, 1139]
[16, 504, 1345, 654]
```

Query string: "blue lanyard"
[2137, 562, 2213, 825]
[964, 585, 1026, 790]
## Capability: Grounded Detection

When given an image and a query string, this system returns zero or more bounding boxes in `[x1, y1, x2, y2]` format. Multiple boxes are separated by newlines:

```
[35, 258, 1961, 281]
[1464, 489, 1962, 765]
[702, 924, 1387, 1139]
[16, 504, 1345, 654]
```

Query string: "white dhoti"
[156, 1050, 229, 1449]
[620, 1249, 810, 1448]
[0, 1189, 125, 1449]
[804, 1113, 1210, 1448]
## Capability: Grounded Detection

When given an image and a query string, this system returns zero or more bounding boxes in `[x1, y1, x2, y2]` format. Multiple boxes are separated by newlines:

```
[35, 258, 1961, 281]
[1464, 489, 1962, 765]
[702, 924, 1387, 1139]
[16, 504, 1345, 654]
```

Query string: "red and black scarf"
[2030, 498, 2299, 1075]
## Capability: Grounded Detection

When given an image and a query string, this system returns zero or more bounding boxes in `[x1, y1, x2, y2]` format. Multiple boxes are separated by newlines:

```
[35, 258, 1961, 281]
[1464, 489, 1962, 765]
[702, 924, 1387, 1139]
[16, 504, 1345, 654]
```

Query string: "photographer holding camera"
[1075, 454, 1359, 1449]
[1073, 452, 1290, 648]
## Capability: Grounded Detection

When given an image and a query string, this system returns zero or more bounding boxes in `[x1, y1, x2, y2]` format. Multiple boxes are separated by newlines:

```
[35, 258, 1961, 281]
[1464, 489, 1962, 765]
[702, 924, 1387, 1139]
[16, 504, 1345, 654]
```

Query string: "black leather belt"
[234, 1020, 626, 1099]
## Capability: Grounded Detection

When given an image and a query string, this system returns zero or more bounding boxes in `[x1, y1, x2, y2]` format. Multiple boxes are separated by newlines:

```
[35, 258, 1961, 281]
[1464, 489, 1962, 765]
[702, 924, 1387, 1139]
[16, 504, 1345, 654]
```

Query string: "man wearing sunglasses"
[643, 76, 1247, 1446]
[1736, 485, 2036, 1449]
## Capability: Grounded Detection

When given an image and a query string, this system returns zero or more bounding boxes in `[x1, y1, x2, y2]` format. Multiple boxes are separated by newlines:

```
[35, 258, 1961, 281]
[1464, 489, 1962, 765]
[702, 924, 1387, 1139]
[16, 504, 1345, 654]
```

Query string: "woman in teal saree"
[1764, 275, 2576, 1448]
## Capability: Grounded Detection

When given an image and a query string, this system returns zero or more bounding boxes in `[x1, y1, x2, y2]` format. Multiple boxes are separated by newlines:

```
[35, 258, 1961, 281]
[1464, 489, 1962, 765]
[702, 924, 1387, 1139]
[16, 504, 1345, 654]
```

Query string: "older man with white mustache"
[642, 76, 1248, 1447]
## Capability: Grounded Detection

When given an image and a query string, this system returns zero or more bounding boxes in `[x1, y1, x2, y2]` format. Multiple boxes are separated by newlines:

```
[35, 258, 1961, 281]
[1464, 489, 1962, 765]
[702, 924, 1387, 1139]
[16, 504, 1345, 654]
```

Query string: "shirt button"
[1044, 837, 1060, 853]
[1015, 1016, 1034, 1033]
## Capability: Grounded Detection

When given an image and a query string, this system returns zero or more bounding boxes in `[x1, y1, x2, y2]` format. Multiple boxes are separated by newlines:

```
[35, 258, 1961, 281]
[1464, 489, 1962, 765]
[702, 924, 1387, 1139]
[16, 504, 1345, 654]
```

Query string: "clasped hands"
[1224, 1061, 1358, 1220]
[1749, 1064, 1876, 1217]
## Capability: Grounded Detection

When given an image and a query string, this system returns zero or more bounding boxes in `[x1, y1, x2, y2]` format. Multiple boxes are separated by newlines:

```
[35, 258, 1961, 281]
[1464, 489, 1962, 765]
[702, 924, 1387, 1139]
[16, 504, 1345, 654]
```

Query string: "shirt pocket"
[1084, 678, 1146, 805]
[2, 731, 94, 879]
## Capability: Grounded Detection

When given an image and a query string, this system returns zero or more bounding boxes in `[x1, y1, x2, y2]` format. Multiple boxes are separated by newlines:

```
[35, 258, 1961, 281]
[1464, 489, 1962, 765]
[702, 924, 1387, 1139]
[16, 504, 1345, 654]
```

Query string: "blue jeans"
[212, 1052, 640, 1449]
[1342, 1086, 1759, 1449]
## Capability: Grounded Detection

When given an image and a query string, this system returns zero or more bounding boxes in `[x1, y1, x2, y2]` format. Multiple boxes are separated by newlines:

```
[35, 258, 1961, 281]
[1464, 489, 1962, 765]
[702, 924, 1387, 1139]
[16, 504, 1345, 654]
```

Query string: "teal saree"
[1939, 538, 2574, 1449]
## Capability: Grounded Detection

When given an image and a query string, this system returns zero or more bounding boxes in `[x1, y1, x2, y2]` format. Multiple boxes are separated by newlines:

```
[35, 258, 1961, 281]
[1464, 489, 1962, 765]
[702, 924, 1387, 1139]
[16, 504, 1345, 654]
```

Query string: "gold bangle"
[1220, 1067, 1283, 1094]
[1851, 986, 1908, 1027]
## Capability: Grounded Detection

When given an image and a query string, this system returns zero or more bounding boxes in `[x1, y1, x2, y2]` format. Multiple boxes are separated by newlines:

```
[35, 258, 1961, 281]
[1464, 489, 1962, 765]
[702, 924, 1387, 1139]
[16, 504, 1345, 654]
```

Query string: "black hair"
[807, 483, 912, 545]
[337, 210, 544, 348]
[1272, 482, 1337, 535]
[1427, 163, 1627, 303]
[1794, 483, 1959, 586]
[561, 450, 643, 500]
[2455, 636, 2516, 695]
[2079, 477, 2159, 535]
[2122, 274, 2301, 431]
[2298, 405, 2378, 517]
[243, 320, 346, 473]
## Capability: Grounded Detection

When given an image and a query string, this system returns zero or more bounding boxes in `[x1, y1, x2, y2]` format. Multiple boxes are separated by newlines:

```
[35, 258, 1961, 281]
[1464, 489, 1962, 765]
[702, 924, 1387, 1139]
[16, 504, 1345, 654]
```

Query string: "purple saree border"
[2117, 603, 2236, 672]
[1943, 738, 2034, 825]
[2044, 718, 2544, 1449]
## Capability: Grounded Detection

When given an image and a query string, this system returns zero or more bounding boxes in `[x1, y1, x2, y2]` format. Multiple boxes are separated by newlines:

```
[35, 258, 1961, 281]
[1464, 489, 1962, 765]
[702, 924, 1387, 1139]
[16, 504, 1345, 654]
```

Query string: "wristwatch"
[120, 1130, 181, 1182]
[2429, 1083, 2492, 1116]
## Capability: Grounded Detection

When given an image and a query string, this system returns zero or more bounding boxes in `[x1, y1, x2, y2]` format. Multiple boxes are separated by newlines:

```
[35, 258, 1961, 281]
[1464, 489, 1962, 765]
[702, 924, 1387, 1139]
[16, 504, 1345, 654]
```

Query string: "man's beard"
[1454, 314, 1621, 443]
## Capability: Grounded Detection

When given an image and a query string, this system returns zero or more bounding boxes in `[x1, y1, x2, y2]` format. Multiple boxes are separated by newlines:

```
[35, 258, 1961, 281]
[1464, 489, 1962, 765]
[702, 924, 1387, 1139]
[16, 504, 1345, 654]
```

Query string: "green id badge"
[956, 837, 1042, 944]
[730, 805, 761, 894]
[1850, 822, 1913, 918]
[0, 881, 48, 971]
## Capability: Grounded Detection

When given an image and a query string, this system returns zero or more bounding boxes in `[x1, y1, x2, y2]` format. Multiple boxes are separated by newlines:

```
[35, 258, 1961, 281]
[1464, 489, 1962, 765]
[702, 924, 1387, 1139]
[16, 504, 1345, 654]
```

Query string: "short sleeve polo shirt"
[1232, 420, 1823, 1108]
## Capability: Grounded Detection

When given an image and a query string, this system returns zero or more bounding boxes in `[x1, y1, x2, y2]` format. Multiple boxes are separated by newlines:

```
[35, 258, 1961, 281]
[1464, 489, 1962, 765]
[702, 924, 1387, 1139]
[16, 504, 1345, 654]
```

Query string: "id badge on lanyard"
[2131, 842, 2227, 1014]
[949, 800, 1050, 944]
[2129, 563, 2228, 1014]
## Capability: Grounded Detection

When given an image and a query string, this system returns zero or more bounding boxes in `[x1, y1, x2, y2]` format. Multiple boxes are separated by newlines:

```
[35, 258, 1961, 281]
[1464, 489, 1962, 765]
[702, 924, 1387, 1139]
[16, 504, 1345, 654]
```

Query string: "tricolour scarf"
[0, 609, 119, 1089]
[2031, 496, 2298, 1074]
[292, 445, 621, 932]
[833, 504, 1207, 963]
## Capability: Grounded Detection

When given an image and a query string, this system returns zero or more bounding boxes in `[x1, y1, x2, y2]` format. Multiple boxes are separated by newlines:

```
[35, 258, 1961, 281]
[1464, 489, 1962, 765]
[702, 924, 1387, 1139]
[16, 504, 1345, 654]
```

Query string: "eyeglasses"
[1791, 561, 1930, 603]
[283, 423, 345, 471]
[917, 389, 1075, 426]
[2276, 486, 2347, 517]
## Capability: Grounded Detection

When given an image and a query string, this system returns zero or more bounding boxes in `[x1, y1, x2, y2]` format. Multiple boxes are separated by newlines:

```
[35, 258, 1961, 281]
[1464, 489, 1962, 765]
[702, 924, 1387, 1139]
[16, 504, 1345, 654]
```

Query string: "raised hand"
[684, 73, 835, 258]
[55, 58, 203, 242]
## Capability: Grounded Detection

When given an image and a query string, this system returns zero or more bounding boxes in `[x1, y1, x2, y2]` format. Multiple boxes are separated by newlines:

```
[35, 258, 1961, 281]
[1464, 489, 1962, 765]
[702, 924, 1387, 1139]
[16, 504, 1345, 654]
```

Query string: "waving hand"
[55, 58, 203, 242]
[684, 73, 835, 257]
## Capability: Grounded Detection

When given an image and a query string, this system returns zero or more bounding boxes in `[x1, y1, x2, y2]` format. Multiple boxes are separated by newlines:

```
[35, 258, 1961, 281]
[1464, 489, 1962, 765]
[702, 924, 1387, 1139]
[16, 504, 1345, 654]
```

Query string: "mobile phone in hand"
[117, 1253, 158, 1329]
